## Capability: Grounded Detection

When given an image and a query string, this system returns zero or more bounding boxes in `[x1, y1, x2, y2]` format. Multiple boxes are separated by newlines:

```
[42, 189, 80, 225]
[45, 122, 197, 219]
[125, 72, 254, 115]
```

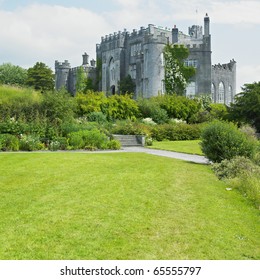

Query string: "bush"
[200, 120, 258, 162]
[151, 123, 202, 141]
[49, 137, 68, 151]
[87, 112, 107, 124]
[212, 156, 260, 180]
[19, 134, 44, 151]
[212, 157, 260, 208]
[107, 139, 121, 150]
[68, 129, 109, 150]
[111, 120, 152, 137]
[0, 134, 19, 151]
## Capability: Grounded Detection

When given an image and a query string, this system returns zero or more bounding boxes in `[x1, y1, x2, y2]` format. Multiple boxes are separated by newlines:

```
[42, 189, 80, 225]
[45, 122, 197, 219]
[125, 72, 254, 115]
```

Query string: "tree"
[26, 62, 54, 92]
[164, 44, 196, 95]
[229, 82, 260, 132]
[118, 74, 136, 94]
[0, 63, 27, 86]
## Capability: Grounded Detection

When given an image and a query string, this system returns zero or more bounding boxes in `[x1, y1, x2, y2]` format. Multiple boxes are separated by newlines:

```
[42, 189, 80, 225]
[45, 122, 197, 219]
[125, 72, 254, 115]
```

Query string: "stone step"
[112, 134, 145, 147]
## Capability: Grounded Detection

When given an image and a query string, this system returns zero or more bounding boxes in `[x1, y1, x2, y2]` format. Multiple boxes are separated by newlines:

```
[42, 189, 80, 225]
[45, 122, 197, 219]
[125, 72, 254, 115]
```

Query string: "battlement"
[100, 24, 173, 44]
[212, 59, 236, 71]
[55, 60, 71, 69]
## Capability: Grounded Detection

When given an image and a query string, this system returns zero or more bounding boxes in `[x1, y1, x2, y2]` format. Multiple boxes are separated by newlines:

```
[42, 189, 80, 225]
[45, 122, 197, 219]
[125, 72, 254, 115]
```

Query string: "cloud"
[237, 65, 260, 90]
[0, 4, 112, 68]
[165, 0, 260, 25]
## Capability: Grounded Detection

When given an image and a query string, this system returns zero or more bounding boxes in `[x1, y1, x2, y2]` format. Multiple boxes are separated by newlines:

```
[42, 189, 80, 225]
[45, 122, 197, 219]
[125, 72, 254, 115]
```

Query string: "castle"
[55, 14, 236, 105]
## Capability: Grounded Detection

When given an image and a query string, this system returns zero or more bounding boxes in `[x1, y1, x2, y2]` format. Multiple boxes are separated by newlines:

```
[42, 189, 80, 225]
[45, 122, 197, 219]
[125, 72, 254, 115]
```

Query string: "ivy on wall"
[164, 44, 196, 95]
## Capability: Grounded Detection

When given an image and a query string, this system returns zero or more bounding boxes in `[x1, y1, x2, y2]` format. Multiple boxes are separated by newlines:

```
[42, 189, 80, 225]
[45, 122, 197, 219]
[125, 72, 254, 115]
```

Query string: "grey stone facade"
[55, 15, 236, 105]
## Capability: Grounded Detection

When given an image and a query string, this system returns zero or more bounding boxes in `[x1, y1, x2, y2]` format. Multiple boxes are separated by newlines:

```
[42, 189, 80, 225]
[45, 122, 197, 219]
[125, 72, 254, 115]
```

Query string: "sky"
[1, 0, 260, 93]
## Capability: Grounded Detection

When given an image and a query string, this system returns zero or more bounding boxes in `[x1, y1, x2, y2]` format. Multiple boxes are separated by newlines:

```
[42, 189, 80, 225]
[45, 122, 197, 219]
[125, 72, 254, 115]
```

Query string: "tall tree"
[26, 62, 54, 92]
[0, 63, 27, 86]
[164, 44, 196, 95]
[229, 82, 260, 132]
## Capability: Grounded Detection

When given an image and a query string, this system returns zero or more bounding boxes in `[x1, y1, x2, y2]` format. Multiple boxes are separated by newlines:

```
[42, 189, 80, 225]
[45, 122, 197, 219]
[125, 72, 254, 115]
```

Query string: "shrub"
[212, 156, 260, 208]
[0, 134, 19, 151]
[111, 120, 152, 136]
[212, 156, 260, 180]
[49, 137, 68, 151]
[19, 134, 44, 151]
[200, 120, 258, 162]
[151, 123, 202, 141]
[107, 139, 121, 150]
[68, 129, 109, 150]
[87, 112, 107, 123]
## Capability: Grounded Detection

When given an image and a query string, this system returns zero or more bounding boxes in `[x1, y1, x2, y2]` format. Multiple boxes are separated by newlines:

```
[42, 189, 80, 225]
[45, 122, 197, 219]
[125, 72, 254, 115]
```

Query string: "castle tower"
[55, 60, 71, 91]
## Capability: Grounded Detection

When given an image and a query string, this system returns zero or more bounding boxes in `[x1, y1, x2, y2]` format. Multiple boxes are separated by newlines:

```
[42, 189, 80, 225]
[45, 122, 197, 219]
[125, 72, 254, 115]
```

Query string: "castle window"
[211, 83, 216, 102]
[129, 64, 136, 79]
[161, 53, 165, 66]
[131, 43, 142, 56]
[184, 59, 198, 68]
[186, 82, 196, 98]
[218, 82, 225, 103]
[227, 86, 232, 105]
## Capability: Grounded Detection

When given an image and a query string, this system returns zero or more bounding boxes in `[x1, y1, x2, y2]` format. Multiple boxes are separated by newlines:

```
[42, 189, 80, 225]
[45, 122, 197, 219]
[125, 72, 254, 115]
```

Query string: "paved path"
[122, 146, 209, 164]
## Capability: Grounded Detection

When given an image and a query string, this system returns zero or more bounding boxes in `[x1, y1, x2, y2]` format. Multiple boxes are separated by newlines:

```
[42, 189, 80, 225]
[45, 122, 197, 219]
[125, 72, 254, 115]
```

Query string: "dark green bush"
[0, 134, 19, 151]
[200, 120, 258, 162]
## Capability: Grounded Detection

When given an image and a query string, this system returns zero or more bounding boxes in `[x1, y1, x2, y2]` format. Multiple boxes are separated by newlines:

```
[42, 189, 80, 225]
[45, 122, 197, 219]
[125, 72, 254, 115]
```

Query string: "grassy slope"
[150, 140, 203, 155]
[0, 153, 259, 260]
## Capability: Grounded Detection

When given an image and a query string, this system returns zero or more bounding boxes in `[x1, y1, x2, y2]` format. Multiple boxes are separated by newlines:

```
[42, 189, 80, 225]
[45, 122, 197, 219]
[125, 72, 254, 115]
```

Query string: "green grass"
[0, 152, 259, 260]
[150, 140, 204, 155]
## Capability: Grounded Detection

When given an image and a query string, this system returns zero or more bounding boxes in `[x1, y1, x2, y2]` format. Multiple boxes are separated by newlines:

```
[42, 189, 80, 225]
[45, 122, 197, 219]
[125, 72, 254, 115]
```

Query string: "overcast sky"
[1, 0, 260, 93]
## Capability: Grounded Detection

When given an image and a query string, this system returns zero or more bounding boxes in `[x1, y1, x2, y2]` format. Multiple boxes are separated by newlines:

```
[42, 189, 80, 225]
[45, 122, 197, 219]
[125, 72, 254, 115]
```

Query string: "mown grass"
[151, 140, 203, 155]
[0, 152, 259, 260]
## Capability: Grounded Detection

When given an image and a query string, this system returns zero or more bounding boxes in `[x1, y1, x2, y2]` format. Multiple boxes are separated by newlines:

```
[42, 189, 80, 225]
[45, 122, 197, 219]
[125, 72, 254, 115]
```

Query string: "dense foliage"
[26, 62, 54, 92]
[0, 63, 27, 86]
[164, 44, 196, 95]
[200, 120, 258, 163]
[229, 82, 260, 132]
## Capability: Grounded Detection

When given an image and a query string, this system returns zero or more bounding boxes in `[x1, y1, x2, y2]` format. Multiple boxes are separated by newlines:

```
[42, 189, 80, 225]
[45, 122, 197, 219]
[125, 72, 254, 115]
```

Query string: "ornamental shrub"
[68, 129, 109, 150]
[19, 134, 44, 151]
[0, 134, 19, 151]
[200, 120, 258, 162]
[212, 156, 260, 208]
[151, 123, 202, 141]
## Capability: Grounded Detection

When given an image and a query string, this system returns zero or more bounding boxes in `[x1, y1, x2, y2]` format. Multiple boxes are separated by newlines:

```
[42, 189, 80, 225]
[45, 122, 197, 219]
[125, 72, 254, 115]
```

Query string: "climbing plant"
[164, 44, 196, 95]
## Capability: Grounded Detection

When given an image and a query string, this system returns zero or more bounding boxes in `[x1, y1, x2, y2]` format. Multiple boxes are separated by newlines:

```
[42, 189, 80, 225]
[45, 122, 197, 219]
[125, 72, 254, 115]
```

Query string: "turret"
[82, 52, 89, 65]
[204, 13, 210, 37]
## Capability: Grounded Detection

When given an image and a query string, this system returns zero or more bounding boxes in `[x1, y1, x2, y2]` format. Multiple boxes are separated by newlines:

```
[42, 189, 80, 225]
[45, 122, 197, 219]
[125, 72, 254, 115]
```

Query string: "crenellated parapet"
[212, 59, 236, 72]
[55, 60, 71, 69]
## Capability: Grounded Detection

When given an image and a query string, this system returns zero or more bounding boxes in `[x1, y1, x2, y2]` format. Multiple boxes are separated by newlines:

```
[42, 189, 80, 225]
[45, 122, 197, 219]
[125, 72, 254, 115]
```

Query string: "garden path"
[122, 146, 209, 164]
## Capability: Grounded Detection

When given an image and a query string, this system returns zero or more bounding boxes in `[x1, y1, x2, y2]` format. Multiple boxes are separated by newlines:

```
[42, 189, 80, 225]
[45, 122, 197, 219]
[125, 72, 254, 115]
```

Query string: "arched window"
[218, 82, 225, 103]
[227, 86, 232, 105]
[211, 83, 216, 102]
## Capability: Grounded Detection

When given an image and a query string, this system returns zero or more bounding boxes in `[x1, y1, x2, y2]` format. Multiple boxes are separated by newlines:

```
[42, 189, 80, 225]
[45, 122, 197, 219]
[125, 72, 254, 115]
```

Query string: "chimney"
[82, 52, 89, 65]
[172, 25, 178, 43]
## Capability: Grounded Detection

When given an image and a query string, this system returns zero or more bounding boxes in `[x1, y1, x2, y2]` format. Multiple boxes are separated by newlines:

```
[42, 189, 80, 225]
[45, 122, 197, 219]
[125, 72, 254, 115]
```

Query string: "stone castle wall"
[55, 15, 236, 105]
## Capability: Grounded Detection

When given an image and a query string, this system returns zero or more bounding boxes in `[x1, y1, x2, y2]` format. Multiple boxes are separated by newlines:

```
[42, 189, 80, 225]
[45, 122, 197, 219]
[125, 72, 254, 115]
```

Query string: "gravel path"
[122, 146, 209, 164]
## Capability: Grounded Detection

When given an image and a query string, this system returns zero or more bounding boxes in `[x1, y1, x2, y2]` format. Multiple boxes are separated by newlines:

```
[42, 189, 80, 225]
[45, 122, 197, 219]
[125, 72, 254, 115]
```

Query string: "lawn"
[150, 140, 203, 155]
[0, 152, 259, 260]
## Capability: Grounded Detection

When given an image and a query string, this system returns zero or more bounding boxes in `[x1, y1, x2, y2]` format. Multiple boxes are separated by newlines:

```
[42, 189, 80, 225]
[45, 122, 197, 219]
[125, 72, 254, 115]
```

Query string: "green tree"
[164, 44, 196, 95]
[118, 74, 136, 94]
[229, 82, 260, 132]
[26, 62, 54, 92]
[0, 63, 27, 86]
